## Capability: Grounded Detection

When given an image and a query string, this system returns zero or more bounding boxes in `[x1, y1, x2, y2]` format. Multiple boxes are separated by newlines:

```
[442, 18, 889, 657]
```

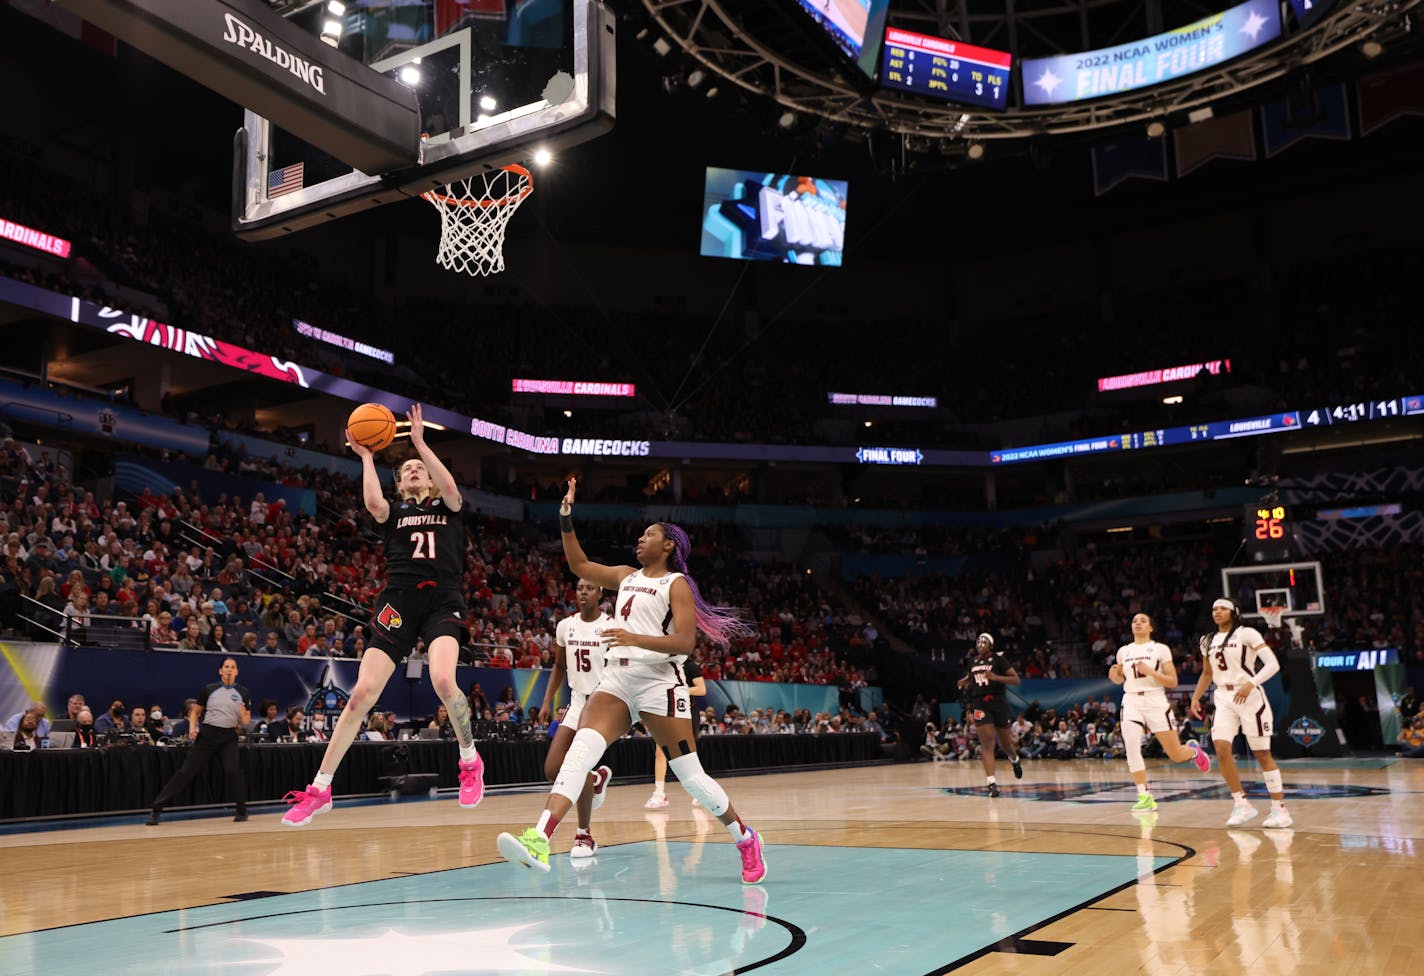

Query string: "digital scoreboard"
[879, 28, 1011, 110]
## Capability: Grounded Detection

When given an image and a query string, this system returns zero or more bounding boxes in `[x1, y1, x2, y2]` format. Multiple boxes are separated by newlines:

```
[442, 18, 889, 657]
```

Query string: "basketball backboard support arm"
[57, 0, 420, 174]
[233, 0, 616, 240]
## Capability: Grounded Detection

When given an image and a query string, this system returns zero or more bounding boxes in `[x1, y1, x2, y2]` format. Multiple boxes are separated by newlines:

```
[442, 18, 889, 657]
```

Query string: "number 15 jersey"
[556, 611, 613, 697]
[613, 569, 686, 666]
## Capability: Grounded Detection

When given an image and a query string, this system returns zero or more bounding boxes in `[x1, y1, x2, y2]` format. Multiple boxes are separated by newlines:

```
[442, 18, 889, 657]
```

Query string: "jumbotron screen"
[790, 0, 892, 78]
[700, 168, 848, 266]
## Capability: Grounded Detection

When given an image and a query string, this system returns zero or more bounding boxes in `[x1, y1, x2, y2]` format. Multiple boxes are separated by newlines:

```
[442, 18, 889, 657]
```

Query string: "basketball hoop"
[421, 164, 533, 277]
[1261, 606, 1286, 631]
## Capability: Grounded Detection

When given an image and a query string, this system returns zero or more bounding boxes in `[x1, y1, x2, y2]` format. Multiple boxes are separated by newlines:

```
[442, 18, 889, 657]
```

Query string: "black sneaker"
[234, 812, 249, 823]
[146, 809, 161, 826]
[987, 782, 1001, 798]
[1010, 756, 1023, 780]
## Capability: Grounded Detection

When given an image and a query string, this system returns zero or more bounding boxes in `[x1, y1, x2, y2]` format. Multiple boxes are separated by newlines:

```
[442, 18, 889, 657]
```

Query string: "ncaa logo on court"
[1288, 716, 1325, 748]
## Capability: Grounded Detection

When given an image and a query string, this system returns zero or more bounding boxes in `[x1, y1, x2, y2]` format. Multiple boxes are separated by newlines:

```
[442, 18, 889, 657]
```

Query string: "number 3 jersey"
[381, 496, 465, 589]
[613, 569, 687, 666]
[556, 611, 613, 697]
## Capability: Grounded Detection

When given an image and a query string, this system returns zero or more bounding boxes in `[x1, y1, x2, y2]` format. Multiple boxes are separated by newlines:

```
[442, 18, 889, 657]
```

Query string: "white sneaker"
[590, 765, 612, 811]
[644, 792, 668, 810]
[1226, 802, 1259, 827]
[571, 829, 598, 858]
[1262, 807, 1293, 829]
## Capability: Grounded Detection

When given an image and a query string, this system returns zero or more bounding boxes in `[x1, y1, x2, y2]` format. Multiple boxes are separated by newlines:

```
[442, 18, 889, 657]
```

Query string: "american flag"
[268, 162, 304, 198]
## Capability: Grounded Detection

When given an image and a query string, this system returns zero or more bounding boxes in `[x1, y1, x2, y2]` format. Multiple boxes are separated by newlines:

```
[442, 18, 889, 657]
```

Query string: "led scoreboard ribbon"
[1301, 396, 1422, 426]
[879, 28, 1011, 110]
[993, 395, 1423, 465]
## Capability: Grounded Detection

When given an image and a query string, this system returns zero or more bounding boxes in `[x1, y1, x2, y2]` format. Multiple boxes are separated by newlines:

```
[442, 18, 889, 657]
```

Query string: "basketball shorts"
[561, 690, 591, 731]
[969, 697, 1010, 729]
[1122, 694, 1174, 734]
[1212, 686, 1274, 746]
[368, 586, 468, 664]
[594, 659, 692, 725]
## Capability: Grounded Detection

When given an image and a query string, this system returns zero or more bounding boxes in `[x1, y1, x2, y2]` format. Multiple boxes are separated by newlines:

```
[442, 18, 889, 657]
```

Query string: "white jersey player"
[537, 579, 614, 858]
[498, 478, 766, 887]
[1189, 598, 1290, 828]
[1109, 612, 1211, 812]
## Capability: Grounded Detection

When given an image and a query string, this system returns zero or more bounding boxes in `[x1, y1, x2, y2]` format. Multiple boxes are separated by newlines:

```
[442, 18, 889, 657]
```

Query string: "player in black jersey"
[283, 403, 485, 826]
[957, 633, 1023, 796]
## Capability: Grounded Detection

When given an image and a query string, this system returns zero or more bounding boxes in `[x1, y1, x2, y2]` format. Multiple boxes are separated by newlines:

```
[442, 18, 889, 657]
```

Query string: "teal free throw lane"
[2, 841, 1177, 975]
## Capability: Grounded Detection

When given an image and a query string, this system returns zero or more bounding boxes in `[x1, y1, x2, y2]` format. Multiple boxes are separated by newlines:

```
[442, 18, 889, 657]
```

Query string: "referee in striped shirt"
[147, 657, 251, 824]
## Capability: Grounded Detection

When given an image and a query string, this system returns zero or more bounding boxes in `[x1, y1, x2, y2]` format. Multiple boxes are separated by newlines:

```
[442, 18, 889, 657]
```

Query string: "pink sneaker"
[644, 791, 668, 810]
[458, 754, 485, 808]
[590, 765, 612, 810]
[1189, 740, 1212, 773]
[736, 827, 766, 884]
[281, 785, 332, 826]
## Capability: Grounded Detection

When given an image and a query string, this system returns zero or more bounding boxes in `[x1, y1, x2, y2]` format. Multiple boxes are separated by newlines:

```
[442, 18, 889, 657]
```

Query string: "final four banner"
[1022, 0, 1280, 106]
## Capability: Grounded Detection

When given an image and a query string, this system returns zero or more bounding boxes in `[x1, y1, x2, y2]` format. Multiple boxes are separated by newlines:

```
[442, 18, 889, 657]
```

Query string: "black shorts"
[969, 698, 1010, 729]
[368, 586, 468, 664]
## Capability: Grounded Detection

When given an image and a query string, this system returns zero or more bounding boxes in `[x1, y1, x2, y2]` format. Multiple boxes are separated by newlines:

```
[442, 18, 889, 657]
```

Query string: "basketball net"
[421, 164, 533, 277]
[1260, 606, 1286, 632]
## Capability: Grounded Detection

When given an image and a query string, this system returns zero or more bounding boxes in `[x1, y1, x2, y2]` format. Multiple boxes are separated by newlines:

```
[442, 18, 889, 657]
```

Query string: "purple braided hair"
[658, 522, 752, 648]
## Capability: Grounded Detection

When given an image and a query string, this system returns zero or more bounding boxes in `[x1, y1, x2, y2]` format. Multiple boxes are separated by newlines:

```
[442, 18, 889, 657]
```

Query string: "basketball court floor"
[4, 757, 1421, 975]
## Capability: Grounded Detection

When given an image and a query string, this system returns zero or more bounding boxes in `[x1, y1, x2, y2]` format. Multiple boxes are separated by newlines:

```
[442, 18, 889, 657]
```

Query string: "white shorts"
[1121, 694, 1174, 735]
[594, 658, 692, 725]
[561, 691, 591, 732]
[1212, 686, 1274, 747]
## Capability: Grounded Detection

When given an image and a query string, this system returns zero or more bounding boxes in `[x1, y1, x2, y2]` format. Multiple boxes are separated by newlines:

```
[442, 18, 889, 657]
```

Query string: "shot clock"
[1245, 502, 1294, 560]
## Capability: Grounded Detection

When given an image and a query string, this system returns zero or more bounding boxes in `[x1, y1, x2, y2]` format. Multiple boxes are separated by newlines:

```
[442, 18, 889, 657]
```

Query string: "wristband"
[559, 513, 574, 533]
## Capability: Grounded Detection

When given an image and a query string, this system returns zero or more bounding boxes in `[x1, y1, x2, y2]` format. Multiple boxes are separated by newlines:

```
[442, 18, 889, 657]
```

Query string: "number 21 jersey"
[613, 569, 686, 665]
[382, 497, 464, 589]
[557, 611, 613, 697]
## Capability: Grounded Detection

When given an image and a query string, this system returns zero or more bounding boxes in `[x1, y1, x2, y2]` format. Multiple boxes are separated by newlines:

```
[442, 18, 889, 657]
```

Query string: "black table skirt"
[0, 733, 883, 819]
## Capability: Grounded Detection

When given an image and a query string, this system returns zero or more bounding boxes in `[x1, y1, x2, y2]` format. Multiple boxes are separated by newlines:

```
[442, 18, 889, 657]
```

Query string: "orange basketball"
[347, 402, 397, 452]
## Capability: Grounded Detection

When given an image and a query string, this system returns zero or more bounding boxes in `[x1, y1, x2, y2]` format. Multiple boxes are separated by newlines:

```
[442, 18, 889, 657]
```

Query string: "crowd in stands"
[2, 150, 1419, 460]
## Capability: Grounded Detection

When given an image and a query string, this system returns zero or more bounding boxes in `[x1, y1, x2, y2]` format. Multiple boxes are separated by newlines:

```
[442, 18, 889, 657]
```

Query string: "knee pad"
[1123, 721, 1146, 773]
[1261, 767, 1283, 794]
[552, 727, 608, 803]
[668, 752, 729, 816]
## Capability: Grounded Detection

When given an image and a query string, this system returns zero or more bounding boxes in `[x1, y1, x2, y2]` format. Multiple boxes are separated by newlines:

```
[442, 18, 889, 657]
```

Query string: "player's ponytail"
[659, 522, 752, 648]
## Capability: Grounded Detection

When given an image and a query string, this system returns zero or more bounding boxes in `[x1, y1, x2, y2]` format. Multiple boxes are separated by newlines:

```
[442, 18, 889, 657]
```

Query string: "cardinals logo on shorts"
[973, 709, 986, 722]
[376, 604, 403, 630]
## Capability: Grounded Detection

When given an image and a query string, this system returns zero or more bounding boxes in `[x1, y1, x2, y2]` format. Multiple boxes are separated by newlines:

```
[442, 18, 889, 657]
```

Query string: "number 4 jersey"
[556, 610, 614, 697]
[613, 569, 687, 666]
[381, 496, 465, 589]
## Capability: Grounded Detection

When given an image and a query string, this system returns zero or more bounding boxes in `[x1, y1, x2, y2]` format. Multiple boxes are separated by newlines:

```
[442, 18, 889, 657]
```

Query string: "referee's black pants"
[151, 724, 247, 816]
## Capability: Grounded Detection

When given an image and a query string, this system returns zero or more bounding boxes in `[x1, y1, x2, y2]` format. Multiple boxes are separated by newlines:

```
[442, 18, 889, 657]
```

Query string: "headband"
[1212, 598, 1236, 612]
[977, 633, 994, 646]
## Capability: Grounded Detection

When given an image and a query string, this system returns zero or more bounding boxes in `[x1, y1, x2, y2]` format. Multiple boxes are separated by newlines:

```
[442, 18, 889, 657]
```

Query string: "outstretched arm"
[558, 478, 634, 591]
[349, 432, 390, 523]
[406, 403, 461, 512]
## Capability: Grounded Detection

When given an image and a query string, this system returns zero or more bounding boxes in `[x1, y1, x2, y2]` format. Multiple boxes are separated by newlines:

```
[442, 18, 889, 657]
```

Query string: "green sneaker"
[497, 828, 551, 873]
[1131, 793, 1158, 812]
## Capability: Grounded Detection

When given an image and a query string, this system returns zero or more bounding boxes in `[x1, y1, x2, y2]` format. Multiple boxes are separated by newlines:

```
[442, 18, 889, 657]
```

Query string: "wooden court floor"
[5, 756, 1424, 975]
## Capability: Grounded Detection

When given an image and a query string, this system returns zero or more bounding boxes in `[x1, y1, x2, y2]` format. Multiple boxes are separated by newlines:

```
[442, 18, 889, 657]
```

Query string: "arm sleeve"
[1251, 645, 1281, 686]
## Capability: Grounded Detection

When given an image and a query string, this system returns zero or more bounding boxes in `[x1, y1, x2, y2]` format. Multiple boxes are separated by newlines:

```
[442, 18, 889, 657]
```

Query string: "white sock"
[652, 784, 665, 795]
[1231, 791, 1246, 802]
[459, 744, 479, 763]
[986, 775, 997, 785]
[1272, 800, 1287, 811]
[725, 820, 748, 842]
[312, 772, 334, 790]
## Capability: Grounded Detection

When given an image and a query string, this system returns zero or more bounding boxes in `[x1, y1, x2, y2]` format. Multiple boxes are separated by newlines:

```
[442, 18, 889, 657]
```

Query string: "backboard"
[1220, 560, 1326, 621]
[234, 0, 614, 239]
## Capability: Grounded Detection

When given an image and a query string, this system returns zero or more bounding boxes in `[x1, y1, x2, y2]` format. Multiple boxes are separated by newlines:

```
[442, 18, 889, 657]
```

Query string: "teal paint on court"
[2, 841, 1177, 975]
